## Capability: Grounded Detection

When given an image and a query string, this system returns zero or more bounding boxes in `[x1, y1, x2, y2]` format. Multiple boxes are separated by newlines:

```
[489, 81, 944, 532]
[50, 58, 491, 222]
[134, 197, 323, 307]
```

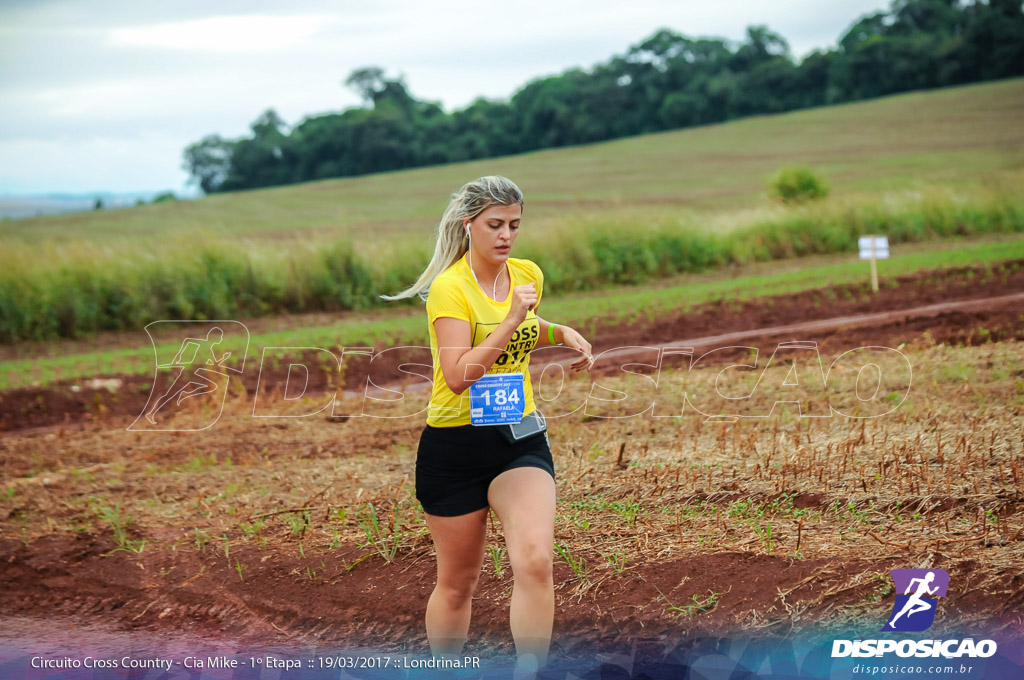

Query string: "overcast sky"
[0, 0, 891, 196]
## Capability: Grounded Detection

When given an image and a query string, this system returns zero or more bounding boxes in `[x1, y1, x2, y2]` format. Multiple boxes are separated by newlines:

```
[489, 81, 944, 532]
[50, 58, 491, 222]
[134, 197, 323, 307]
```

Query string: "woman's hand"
[507, 282, 538, 325]
[560, 326, 594, 373]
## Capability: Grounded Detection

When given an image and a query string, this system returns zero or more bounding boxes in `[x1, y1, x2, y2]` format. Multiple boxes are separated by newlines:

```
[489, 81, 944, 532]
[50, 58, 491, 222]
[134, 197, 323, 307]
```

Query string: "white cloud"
[108, 14, 339, 52]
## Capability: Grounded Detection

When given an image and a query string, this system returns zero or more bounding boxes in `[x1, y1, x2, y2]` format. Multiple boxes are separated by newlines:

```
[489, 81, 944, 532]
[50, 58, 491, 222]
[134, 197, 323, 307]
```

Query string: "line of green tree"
[184, 0, 1024, 194]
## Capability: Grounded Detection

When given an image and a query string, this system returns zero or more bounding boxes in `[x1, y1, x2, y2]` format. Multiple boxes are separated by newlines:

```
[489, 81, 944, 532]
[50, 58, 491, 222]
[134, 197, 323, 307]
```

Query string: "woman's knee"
[509, 542, 553, 584]
[435, 570, 481, 606]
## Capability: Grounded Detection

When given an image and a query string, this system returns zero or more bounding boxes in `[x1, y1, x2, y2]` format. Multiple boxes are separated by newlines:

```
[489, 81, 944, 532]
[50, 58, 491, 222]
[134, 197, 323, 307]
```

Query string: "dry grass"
[2, 335, 1022, 635]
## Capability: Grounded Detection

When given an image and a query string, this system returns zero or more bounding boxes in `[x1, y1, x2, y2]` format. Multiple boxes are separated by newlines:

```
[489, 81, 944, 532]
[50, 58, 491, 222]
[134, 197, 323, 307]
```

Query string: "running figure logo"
[129, 321, 249, 432]
[881, 568, 950, 632]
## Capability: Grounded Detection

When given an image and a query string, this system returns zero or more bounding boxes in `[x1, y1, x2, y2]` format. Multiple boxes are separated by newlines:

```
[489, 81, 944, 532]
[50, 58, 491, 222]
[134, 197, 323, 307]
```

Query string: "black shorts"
[415, 422, 555, 517]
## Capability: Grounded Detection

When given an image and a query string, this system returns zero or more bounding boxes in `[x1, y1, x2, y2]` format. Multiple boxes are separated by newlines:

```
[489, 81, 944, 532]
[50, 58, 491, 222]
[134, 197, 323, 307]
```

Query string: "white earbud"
[464, 219, 505, 300]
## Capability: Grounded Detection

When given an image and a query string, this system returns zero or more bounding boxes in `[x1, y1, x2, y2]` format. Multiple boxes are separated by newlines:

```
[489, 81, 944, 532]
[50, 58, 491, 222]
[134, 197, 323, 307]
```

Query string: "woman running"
[383, 175, 594, 676]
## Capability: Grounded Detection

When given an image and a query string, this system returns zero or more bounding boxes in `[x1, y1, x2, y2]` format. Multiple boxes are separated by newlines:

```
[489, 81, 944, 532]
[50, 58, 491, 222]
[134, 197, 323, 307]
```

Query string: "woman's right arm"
[433, 282, 537, 395]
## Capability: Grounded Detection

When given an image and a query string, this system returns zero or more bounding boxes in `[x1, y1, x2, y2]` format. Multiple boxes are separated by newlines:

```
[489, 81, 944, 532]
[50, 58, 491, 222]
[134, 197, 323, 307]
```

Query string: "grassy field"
[2, 79, 1022, 344]
[2, 232, 1022, 390]
[4, 78, 1023, 245]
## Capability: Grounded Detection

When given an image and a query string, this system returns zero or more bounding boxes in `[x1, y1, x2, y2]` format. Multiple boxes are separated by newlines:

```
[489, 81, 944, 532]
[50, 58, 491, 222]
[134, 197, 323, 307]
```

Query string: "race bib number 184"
[469, 374, 525, 425]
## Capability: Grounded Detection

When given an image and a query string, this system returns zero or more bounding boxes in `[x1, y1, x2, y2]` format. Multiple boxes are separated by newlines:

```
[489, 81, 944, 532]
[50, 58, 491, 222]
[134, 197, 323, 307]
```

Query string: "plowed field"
[2, 259, 1023, 663]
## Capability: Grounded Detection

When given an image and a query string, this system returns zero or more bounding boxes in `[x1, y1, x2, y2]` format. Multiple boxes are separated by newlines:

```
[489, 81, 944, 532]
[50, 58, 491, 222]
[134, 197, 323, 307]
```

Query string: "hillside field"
[4, 78, 1023, 245]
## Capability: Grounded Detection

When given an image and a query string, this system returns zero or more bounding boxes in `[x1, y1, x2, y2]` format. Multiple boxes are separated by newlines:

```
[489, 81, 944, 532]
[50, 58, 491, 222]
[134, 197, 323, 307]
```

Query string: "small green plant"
[656, 586, 723, 619]
[570, 496, 640, 526]
[679, 591, 722, 618]
[282, 510, 311, 537]
[615, 500, 640, 526]
[91, 500, 146, 553]
[240, 518, 267, 546]
[219, 534, 231, 559]
[345, 553, 372, 572]
[835, 500, 872, 525]
[938, 361, 974, 384]
[603, 552, 629, 574]
[185, 452, 219, 471]
[194, 528, 210, 552]
[235, 559, 246, 580]
[862, 573, 894, 604]
[488, 545, 506, 578]
[554, 543, 588, 582]
[770, 166, 829, 204]
[752, 522, 775, 554]
[355, 502, 401, 563]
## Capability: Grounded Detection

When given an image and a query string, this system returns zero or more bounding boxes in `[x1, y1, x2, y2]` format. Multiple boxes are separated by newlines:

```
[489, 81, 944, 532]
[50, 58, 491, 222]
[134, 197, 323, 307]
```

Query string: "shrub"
[770, 166, 830, 204]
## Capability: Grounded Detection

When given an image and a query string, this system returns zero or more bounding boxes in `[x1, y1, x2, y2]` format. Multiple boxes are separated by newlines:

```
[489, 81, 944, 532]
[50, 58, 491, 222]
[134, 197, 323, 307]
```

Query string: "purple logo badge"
[881, 568, 949, 632]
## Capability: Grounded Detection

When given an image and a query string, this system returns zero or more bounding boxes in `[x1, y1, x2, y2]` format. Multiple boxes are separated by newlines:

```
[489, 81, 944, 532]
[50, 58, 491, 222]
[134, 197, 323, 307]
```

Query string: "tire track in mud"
[4, 533, 1020, 652]
[586, 289, 1024, 376]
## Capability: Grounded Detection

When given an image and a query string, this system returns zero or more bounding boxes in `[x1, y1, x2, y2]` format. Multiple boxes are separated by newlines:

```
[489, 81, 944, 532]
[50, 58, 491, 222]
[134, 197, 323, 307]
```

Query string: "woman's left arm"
[536, 315, 594, 373]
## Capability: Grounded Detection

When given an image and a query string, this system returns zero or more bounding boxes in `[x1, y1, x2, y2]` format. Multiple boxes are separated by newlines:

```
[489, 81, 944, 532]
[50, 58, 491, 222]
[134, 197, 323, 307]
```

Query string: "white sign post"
[858, 235, 889, 293]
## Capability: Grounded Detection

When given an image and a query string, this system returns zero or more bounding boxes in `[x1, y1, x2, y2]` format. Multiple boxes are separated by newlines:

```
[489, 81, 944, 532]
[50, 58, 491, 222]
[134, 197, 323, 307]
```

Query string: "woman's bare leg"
[423, 508, 488, 657]
[487, 467, 557, 672]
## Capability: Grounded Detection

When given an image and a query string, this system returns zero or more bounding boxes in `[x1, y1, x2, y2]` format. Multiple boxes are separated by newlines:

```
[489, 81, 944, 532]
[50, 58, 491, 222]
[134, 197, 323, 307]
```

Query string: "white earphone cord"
[466, 223, 507, 300]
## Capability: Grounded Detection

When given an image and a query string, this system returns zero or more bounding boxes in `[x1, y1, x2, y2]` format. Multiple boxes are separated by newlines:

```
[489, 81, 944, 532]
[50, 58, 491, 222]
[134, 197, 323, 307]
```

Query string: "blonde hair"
[381, 175, 524, 301]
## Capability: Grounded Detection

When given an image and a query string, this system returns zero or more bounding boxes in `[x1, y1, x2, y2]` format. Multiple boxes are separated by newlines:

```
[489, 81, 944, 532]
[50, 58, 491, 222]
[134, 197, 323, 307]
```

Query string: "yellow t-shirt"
[425, 252, 543, 427]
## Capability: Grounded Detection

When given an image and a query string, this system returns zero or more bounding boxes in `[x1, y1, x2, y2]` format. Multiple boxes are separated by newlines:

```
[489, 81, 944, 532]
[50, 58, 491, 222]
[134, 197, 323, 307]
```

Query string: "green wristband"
[548, 324, 558, 345]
